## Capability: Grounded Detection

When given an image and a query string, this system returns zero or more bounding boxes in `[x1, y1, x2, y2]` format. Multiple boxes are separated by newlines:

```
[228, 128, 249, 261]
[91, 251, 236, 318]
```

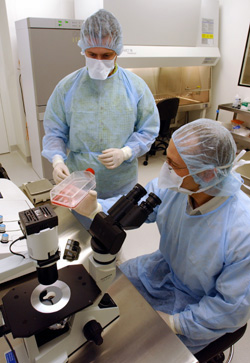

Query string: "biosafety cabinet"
[15, 0, 219, 179]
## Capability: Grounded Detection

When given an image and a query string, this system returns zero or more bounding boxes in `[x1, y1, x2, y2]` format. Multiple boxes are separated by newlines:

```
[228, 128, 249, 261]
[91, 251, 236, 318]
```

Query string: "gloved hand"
[156, 311, 182, 335]
[53, 163, 70, 184]
[73, 190, 102, 218]
[52, 155, 70, 184]
[98, 146, 132, 169]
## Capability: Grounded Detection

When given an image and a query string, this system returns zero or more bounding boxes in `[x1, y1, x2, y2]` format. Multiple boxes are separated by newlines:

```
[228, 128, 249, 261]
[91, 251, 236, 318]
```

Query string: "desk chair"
[143, 97, 179, 166]
[0, 163, 10, 179]
[194, 324, 247, 363]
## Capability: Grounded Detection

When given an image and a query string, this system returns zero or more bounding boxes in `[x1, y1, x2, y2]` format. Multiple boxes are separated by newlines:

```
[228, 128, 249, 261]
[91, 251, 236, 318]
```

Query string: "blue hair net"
[172, 119, 243, 196]
[78, 9, 123, 55]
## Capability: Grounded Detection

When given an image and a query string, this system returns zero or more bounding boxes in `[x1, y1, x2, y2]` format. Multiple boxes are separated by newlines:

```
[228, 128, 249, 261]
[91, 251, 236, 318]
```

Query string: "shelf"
[217, 103, 250, 150]
[217, 103, 250, 118]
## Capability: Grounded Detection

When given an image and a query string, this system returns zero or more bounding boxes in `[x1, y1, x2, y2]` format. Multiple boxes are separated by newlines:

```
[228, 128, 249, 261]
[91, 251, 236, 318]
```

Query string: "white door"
[0, 93, 9, 154]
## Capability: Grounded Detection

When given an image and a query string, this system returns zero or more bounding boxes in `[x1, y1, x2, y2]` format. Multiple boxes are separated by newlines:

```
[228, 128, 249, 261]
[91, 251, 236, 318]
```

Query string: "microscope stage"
[1, 265, 101, 338]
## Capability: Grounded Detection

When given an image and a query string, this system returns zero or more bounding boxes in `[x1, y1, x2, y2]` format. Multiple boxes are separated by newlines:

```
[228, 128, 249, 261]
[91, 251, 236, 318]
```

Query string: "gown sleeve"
[42, 85, 69, 162]
[124, 84, 160, 159]
[177, 226, 250, 349]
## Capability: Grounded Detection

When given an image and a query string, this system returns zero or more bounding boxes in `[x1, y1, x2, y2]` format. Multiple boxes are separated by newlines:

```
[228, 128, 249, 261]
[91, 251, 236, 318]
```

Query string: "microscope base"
[1, 265, 120, 363]
[2, 265, 101, 337]
[22, 296, 119, 363]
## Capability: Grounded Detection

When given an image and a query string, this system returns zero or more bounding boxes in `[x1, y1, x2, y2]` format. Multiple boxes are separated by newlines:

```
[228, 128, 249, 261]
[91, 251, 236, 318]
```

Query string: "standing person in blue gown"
[42, 9, 159, 199]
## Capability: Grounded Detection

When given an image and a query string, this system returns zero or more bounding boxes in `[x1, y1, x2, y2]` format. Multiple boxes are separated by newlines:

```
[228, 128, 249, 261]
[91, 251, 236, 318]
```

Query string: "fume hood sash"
[118, 46, 220, 68]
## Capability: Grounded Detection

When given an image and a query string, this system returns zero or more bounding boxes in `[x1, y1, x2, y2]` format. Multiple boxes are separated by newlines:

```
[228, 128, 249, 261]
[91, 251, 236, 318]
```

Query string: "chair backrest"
[0, 163, 10, 179]
[157, 98, 179, 137]
[195, 324, 247, 363]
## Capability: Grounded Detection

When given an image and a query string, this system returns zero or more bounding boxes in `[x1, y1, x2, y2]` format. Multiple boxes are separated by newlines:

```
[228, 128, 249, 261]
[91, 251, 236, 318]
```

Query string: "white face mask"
[158, 162, 212, 195]
[85, 56, 115, 80]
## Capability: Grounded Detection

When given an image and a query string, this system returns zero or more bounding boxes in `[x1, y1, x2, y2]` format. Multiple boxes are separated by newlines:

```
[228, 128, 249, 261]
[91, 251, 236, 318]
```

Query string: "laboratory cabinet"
[15, 18, 84, 180]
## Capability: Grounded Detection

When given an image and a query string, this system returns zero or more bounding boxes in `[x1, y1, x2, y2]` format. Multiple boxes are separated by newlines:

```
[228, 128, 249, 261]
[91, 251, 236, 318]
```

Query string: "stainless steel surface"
[0, 207, 197, 363]
[56, 206, 93, 271]
[70, 269, 197, 363]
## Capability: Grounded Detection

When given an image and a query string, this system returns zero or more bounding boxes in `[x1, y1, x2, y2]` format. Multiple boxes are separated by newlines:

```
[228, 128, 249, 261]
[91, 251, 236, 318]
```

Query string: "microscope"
[0, 184, 161, 363]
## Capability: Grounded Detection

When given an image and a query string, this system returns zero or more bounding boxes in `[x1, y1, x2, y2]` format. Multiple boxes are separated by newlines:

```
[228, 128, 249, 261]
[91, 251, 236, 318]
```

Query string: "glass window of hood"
[127, 66, 211, 108]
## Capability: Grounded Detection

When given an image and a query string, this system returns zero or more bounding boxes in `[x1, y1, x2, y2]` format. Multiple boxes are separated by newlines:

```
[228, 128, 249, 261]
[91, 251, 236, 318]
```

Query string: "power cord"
[1, 220, 19, 223]
[9, 236, 26, 259]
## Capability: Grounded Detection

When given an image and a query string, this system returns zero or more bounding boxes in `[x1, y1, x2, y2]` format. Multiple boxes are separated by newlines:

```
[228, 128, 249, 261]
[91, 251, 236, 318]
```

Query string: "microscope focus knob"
[83, 320, 104, 346]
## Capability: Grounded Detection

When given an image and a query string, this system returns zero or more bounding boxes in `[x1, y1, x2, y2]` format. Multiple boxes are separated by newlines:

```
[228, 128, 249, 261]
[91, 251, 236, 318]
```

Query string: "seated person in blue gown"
[71, 119, 250, 354]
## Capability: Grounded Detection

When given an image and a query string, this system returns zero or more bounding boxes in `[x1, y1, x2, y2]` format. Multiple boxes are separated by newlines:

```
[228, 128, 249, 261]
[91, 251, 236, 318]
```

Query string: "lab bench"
[0, 180, 197, 363]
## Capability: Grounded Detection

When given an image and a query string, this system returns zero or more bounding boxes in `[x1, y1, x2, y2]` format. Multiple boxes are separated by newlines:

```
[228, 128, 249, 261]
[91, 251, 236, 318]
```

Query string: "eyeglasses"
[166, 157, 188, 170]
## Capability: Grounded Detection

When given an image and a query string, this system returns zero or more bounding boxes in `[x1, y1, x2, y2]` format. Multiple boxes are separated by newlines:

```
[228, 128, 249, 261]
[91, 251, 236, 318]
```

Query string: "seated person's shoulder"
[227, 191, 250, 237]
[233, 190, 250, 213]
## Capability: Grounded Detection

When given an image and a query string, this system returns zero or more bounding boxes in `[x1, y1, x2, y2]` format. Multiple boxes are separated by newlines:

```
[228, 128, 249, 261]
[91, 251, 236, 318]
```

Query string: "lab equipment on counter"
[22, 179, 54, 205]
[50, 169, 96, 208]
[0, 184, 161, 362]
[0, 179, 37, 283]
[232, 94, 241, 109]
[63, 239, 81, 261]
[240, 97, 250, 111]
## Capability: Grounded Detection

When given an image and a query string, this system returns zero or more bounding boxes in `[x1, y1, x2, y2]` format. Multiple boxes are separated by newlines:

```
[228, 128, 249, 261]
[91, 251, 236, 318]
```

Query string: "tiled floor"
[0, 150, 250, 362]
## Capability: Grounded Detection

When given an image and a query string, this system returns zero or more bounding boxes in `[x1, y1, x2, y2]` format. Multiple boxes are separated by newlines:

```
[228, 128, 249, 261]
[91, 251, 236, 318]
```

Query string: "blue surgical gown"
[100, 178, 250, 354]
[42, 66, 160, 198]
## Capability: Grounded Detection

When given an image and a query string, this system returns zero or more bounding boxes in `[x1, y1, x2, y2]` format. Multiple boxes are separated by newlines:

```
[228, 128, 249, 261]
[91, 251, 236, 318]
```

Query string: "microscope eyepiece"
[90, 184, 162, 254]
[145, 192, 162, 209]
[125, 183, 147, 203]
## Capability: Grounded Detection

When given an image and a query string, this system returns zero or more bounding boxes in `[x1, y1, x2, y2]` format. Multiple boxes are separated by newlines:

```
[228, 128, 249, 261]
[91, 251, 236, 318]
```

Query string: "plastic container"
[241, 97, 250, 111]
[50, 170, 96, 208]
[232, 94, 241, 109]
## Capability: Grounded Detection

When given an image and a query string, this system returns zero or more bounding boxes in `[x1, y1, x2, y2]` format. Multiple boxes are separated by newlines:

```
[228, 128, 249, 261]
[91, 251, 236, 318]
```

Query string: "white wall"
[74, 0, 103, 18]
[207, 0, 250, 124]
[0, 0, 75, 158]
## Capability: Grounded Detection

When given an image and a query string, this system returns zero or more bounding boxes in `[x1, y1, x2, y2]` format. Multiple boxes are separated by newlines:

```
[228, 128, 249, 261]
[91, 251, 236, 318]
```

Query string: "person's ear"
[198, 169, 216, 182]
